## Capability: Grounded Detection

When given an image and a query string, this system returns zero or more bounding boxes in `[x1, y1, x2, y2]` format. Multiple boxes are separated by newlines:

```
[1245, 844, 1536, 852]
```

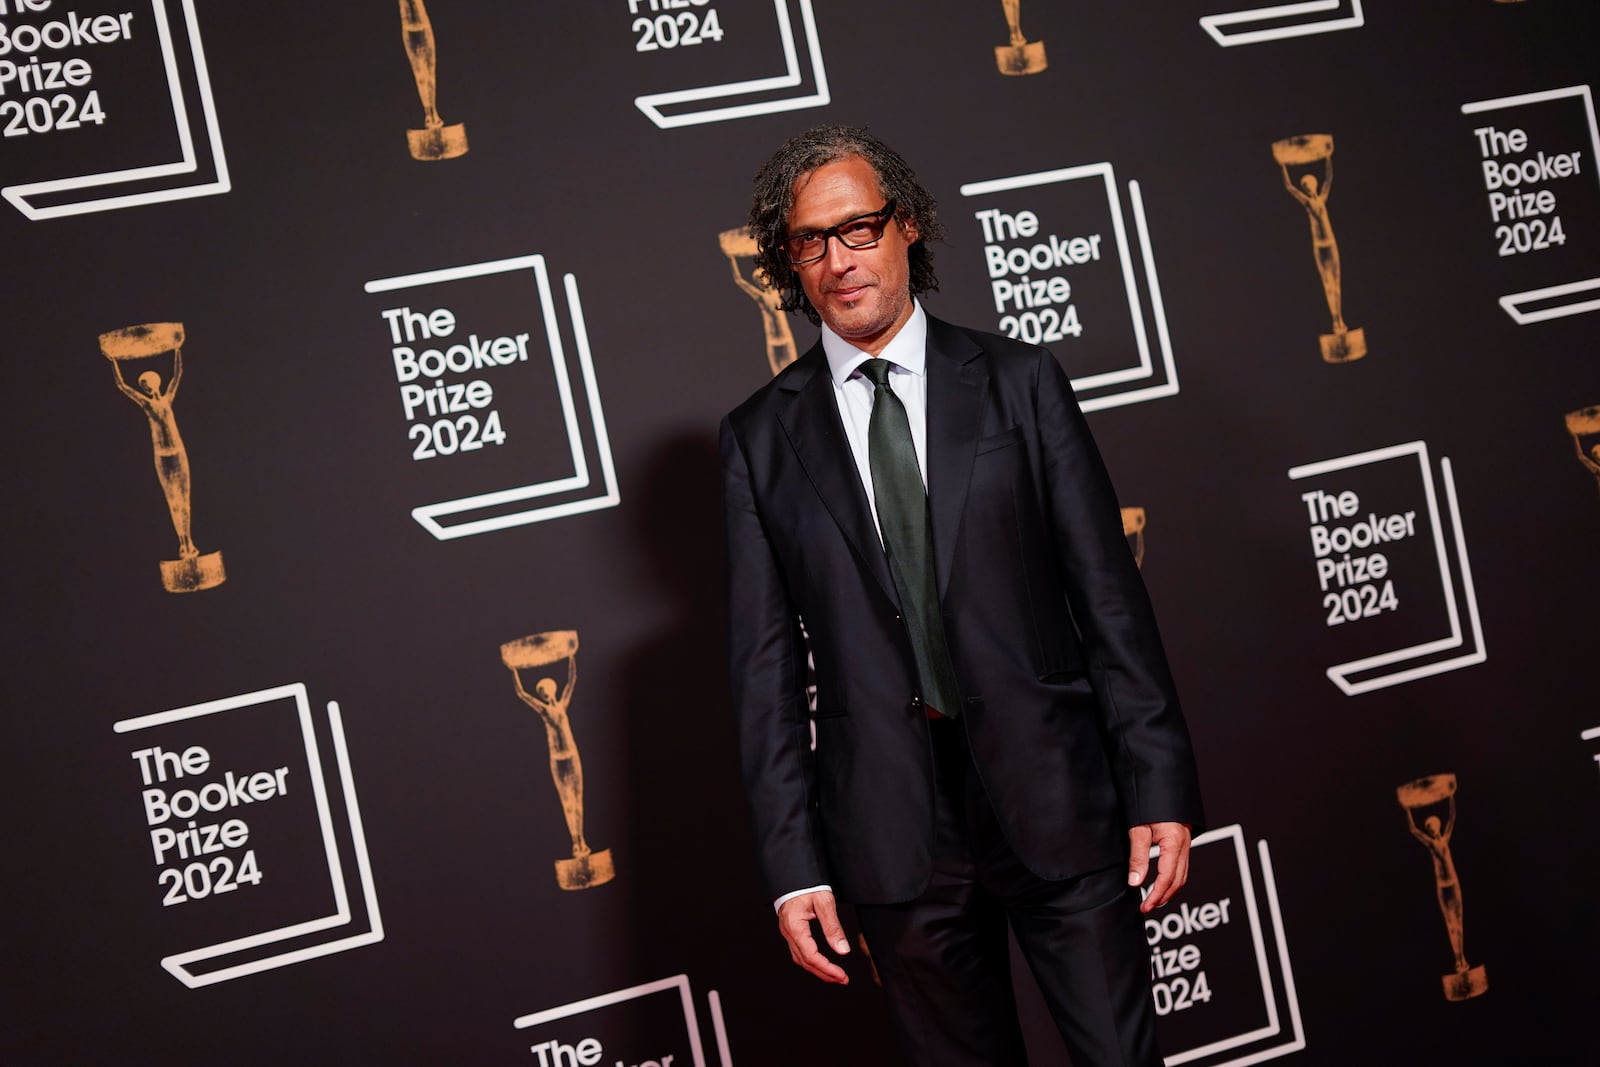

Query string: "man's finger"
[1140, 859, 1177, 913]
[1167, 837, 1191, 897]
[1140, 824, 1192, 912]
[1159, 829, 1192, 903]
[794, 936, 849, 983]
[814, 893, 851, 956]
[1127, 824, 1153, 887]
[777, 896, 849, 984]
[783, 918, 848, 984]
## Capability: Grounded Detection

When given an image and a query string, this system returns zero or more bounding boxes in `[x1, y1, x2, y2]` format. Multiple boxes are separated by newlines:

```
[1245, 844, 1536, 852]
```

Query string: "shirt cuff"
[773, 885, 833, 912]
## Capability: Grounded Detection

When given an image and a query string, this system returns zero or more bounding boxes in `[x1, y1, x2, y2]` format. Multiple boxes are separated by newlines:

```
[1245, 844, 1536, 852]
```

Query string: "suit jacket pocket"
[975, 425, 1025, 455]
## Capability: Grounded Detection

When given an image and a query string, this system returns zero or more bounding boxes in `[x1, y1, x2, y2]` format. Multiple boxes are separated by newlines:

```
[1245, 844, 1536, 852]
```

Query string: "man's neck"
[822, 301, 928, 385]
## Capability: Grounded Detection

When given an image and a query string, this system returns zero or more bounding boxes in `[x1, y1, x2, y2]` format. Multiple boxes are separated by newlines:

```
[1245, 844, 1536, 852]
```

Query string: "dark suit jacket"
[720, 314, 1203, 906]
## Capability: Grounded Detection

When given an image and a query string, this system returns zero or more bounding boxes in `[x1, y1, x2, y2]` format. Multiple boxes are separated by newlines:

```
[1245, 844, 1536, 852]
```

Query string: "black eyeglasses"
[781, 201, 898, 265]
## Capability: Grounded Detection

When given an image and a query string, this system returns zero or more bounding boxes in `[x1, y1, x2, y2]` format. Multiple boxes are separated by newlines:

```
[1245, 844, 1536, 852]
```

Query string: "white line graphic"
[113, 687, 383, 987]
[634, 0, 829, 128]
[1497, 279, 1600, 324]
[364, 255, 621, 539]
[709, 990, 734, 1066]
[1199, 0, 1364, 48]
[1462, 85, 1600, 324]
[2, 0, 230, 220]
[1217, 842, 1308, 1067]
[1114, 179, 1183, 411]
[959, 165, 1179, 411]
[1289, 443, 1487, 695]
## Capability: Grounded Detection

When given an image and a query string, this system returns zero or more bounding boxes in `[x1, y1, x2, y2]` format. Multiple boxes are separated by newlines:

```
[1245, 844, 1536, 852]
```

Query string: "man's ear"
[901, 215, 919, 244]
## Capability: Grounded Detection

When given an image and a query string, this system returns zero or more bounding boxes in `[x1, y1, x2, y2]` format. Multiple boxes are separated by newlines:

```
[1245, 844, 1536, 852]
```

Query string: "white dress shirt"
[821, 299, 931, 541]
[775, 301, 930, 912]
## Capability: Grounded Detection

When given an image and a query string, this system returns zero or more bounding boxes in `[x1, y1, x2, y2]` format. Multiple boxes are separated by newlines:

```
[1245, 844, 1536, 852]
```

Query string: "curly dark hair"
[748, 125, 944, 326]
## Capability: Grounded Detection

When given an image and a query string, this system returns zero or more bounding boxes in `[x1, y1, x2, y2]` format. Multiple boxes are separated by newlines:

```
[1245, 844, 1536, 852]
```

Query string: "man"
[720, 125, 1204, 1066]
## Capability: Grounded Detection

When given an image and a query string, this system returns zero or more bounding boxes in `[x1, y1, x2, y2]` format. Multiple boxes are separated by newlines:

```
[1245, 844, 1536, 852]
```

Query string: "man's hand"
[776, 890, 851, 984]
[1128, 821, 1192, 914]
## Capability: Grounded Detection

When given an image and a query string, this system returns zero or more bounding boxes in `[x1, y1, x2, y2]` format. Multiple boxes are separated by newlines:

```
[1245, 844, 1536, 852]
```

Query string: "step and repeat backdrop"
[3, 2, 1597, 1064]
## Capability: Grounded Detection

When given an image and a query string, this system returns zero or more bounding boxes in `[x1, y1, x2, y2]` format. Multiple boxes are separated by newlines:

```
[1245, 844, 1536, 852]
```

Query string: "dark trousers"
[855, 718, 1161, 1067]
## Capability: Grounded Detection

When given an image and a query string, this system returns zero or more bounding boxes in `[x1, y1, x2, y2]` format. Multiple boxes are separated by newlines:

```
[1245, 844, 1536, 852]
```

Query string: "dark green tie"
[859, 358, 963, 717]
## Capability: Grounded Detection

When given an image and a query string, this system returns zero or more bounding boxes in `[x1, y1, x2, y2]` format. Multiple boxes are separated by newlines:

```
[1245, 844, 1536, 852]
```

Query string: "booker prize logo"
[500, 630, 614, 891]
[1288, 441, 1486, 695]
[0, 0, 228, 219]
[629, 0, 827, 129]
[717, 225, 798, 377]
[363, 254, 619, 539]
[954, 161, 1179, 412]
[1271, 134, 1366, 363]
[1147, 824, 1305, 1067]
[1460, 85, 1600, 323]
[113, 683, 383, 987]
[514, 974, 732, 1066]
[992, 0, 1045, 76]
[1198, 0, 1364, 47]
[101, 322, 225, 593]
[396, 0, 467, 161]
[1397, 774, 1488, 1001]
[1566, 404, 1600, 499]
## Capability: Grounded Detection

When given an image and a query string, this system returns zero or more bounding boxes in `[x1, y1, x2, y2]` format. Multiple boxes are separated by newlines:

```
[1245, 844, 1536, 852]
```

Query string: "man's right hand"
[776, 890, 851, 984]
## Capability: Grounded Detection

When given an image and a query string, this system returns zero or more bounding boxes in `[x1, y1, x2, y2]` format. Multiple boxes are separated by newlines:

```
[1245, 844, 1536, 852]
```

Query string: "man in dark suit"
[720, 125, 1204, 1066]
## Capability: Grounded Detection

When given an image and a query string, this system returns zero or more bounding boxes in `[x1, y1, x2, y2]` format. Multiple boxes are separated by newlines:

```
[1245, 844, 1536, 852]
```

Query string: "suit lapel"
[776, 346, 899, 606]
[925, 317, 988, 597]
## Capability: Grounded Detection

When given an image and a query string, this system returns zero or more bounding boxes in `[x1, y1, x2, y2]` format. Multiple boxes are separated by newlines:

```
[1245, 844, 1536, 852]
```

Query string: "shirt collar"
[822, 299, 927, 386]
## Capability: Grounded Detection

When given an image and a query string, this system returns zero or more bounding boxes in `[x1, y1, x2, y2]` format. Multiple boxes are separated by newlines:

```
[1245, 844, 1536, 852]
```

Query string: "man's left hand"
[1127, 821, 1191, 913]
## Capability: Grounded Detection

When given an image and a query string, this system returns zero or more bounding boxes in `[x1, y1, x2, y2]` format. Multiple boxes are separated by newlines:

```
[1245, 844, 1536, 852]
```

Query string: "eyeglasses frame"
[781, 200, 900, 266]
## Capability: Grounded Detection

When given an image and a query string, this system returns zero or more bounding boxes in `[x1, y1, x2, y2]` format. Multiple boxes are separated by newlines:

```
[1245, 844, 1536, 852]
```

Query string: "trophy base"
[408, 122, 469, 161]
[160, 551, 226, 593]
[1320, 326, 1367, 363]
[1441, 965, 1488, 1001]
[555, 848, 614, 891]
[994, 41, 1047, 76]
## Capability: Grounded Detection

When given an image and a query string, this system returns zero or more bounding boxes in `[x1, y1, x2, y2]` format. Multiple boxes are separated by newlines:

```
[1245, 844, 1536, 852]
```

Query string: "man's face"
[786, 155, 918, 355]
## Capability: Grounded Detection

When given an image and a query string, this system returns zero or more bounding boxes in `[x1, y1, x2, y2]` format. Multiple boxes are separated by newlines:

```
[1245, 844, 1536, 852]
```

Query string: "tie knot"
[859, 358, 894, 389]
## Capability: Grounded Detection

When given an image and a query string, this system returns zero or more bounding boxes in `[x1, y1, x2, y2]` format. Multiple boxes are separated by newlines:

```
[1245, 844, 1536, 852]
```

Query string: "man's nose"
[823, 234, 855, 272]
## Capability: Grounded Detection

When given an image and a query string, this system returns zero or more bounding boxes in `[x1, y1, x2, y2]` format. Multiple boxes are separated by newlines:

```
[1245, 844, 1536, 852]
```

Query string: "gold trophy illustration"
[994, 0, 1047, 75]
[101, 323, 226, 594]
[1121, 506, 1146, 568]
[1397, 774, 1488, 1001]
[1565, 405, 1600, 496]
[1272, 134, 1366, 363]
[501, 630, 615, 890]
[399, 0, 467, 160]
[719, 226, 799, 377]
